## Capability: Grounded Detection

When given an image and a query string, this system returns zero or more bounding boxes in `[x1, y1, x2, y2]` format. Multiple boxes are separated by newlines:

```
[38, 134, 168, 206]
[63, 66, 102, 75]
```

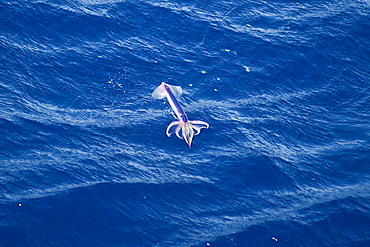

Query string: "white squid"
[152, 82, 209, 147]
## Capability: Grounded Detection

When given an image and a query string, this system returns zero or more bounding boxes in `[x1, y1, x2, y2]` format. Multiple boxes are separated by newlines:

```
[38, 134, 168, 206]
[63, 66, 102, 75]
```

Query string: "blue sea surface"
[1, 0, 370, 246]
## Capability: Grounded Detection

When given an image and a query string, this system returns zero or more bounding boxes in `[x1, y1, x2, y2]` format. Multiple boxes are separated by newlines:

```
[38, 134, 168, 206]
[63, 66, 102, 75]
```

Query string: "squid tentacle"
[166, 120, 209, 147]
[175, 124, 183, 139]
[189, 120, 209, 136]
[166, 121, 181, 137]
[183, 124, 194, 147]
[189, 120, 209, 128]
[191, 125, 202, 135]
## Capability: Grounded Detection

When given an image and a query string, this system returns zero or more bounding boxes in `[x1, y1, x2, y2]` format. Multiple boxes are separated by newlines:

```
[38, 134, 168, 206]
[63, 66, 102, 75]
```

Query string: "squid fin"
[152, 82, 183, 99]
[166, 84, 182, 98]
[152, 83, 167, 99]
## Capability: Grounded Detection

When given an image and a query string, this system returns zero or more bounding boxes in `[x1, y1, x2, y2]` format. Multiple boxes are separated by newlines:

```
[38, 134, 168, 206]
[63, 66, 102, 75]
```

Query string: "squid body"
[152, 82, 209, 147]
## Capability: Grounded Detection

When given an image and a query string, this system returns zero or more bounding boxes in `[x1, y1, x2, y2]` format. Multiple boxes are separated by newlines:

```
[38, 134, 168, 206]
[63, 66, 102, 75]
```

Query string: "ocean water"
[1, 0, 370, 246]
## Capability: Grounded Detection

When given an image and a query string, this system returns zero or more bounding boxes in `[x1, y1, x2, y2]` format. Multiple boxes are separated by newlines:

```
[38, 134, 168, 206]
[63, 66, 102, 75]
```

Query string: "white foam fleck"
[243, 66, 250, 72]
